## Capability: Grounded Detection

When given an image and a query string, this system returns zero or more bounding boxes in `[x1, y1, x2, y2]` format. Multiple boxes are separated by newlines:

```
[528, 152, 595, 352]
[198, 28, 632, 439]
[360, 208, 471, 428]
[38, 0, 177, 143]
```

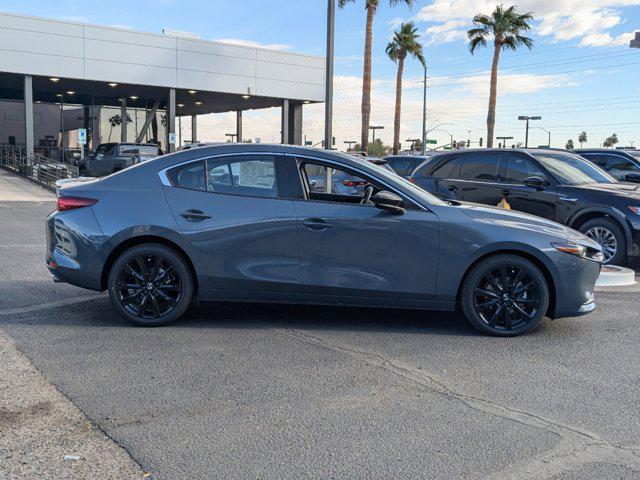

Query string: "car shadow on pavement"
[178, 301, 478, 337]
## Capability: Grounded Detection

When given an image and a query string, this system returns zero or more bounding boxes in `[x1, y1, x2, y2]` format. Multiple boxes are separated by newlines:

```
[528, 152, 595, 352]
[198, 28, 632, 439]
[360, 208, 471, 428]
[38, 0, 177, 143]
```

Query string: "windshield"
[626, 151, 640, 160]
[534, 152, 616, 185]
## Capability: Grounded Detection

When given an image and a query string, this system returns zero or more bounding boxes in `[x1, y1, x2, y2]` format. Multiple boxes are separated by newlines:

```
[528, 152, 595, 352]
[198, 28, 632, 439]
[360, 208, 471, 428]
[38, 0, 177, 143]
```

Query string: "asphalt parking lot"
[1, 170, 640, 480]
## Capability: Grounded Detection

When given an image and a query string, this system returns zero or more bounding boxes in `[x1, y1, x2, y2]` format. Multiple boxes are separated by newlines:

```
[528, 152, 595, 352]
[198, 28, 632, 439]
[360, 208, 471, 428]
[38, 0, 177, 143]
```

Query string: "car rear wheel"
[461, 255, 549, 337]
[579, 218, 626, 266]
[108, 244, 193, 327]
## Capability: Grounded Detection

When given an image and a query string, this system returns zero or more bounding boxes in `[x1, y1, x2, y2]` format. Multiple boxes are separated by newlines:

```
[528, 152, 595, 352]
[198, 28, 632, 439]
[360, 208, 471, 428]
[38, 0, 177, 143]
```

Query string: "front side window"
[503, 155, 546, 184]
[302, 162, 368, 197]
[602, 155, 637, 172]
[388, 157, 413, 175]
[431, 156, 462, 179]
[459, 154, 499, 182]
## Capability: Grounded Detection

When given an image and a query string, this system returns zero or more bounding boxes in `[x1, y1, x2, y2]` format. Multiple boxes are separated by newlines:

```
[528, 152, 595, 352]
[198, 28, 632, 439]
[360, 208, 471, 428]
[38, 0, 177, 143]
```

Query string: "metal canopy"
[0, 72, 296, 115]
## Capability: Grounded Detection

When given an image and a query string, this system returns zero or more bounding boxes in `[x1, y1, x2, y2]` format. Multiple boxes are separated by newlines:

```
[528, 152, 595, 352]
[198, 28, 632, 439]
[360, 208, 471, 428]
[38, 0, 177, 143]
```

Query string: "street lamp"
[518, 115, 541, 148]
[406, 138, 421, 154]
[225, 133, 238, 142]
[430, 129, 454, 149]
[537, 127, 551, 148]
[324, 0, 336, 192]
[369, 126, 384, 157]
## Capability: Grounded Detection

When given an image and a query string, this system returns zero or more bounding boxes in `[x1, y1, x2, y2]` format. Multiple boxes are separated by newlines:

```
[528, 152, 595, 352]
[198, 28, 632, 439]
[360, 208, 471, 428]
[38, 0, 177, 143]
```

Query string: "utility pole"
[324, 0, 335, 191]
[496, 136, 514, 148]
[518, 115, 541, 148]
[369, 126, 384, 157]
[421, 64, 427, 155]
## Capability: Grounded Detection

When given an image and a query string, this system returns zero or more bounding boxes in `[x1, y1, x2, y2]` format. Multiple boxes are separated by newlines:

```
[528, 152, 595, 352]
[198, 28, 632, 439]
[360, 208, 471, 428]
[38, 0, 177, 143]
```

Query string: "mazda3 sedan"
[47, 144, 603, 336]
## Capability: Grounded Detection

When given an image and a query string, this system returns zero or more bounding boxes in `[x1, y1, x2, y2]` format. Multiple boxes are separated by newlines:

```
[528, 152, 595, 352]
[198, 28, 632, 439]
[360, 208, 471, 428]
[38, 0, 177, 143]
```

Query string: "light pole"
[518, 115, 541, 148]
[537, 126, 551, 148]
[324, 0, 335, 191]
[430, 129, 453, 149]
[225, 133, 238, 142]
[421, 63, 427, 155]
[369, 126, 384, 157]
[406, 138, 421, 154]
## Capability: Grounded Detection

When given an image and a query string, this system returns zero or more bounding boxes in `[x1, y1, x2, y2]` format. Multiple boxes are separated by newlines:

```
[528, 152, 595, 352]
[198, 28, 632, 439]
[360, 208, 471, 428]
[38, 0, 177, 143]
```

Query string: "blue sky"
[4, 0, 640, 148]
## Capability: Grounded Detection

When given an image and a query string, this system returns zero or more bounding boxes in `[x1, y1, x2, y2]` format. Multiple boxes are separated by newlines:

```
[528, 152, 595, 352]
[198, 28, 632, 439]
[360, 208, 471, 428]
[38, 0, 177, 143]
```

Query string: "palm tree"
[565, 139, 575, 150]
[603, 133, 618, 148]
[468, 5, 534, 148]
[386, 22, 425, 155]
[339, 0, 414, 151]
[578, 131, 588, 148]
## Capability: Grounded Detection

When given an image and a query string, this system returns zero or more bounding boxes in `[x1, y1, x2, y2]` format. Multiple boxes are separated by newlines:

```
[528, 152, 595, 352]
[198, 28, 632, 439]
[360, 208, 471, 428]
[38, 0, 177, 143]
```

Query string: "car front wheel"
[461, 255, 550, 337]
[578, 218, 626, 266]
[108, 243, 194, 327]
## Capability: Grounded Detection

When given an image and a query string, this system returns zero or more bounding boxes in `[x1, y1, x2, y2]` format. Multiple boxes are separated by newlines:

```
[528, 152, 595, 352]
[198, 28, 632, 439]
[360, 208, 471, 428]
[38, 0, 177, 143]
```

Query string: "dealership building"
[0, 11, 325, 165]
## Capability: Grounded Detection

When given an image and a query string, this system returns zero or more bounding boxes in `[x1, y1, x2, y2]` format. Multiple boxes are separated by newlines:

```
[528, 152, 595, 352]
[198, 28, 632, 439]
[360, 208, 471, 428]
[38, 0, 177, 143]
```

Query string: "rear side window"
[430, 156, 462, 179]
[206, 156, 278, 198]
[459, 154, 498, 182]
[503, 155, 545, 184]
[166, 160, 206, 191]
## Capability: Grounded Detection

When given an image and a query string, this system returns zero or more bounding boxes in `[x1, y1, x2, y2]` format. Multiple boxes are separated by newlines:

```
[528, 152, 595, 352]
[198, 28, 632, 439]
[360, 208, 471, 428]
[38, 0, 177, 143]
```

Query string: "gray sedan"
[47, 144, 603, 336]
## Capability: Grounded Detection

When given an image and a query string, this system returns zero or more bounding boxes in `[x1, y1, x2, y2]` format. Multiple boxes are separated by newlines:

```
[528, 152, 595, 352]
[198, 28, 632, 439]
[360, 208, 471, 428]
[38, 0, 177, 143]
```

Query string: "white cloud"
[214, 38, 292, 51]
[580, 30, 635, 46]
[414, 0, 640, 47]
[423, 19, 469, 45]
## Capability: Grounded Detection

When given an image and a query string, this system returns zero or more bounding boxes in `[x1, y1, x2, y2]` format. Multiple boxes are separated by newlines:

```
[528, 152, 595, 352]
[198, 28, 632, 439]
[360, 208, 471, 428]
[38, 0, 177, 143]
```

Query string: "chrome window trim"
[158, 151, 433, 212]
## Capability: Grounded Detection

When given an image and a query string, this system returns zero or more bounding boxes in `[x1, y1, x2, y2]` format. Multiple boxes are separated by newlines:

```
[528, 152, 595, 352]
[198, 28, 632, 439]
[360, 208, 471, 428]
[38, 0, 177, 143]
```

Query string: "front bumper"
[548, 250, 601, 319]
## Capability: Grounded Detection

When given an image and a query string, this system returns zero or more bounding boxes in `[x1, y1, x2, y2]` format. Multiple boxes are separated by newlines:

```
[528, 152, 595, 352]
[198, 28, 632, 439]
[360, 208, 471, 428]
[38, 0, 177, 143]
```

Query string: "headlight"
[551, 242, 604, 263]
[628, 205, 640, 215]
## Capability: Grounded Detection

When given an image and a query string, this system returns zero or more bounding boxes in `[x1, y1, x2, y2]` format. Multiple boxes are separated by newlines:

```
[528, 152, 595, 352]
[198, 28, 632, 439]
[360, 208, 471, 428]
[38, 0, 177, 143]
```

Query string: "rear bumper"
[46, 207, 106, 291]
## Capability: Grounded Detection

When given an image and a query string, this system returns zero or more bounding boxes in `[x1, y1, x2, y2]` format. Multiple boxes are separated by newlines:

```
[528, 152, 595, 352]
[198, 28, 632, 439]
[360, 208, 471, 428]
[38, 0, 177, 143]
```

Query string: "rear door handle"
[180, 209, 212, 221]
[501, 190, 511, 197]
[302, 218, 333, 231]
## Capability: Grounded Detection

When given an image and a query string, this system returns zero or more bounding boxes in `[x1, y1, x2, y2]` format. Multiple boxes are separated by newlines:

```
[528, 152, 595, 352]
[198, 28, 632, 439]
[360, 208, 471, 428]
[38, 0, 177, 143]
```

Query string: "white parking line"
[0, 294, 106, 316]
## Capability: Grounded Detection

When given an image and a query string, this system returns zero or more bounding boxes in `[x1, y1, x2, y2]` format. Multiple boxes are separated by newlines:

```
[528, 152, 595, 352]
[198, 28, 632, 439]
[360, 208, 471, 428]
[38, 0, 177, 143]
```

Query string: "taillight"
[57, 195, 98, 211]
[342, 179, 368, 187]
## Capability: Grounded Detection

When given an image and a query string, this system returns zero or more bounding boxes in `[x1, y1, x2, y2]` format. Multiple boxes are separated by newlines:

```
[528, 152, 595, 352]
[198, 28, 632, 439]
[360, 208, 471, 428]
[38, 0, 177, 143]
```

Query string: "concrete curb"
[596, 266, 637, 287]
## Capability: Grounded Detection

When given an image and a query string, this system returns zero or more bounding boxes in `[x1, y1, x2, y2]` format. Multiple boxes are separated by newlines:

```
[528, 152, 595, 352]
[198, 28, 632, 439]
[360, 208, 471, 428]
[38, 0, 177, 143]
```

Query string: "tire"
[578, 218, 626, 266]
[461, 254, 550, 337]
[108, 243, 194, 327]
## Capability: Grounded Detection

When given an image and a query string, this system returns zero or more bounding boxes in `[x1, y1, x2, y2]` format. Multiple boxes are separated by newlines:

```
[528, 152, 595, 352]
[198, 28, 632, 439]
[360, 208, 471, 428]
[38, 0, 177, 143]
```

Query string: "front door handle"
[501, 189, 511, 197]
[180, 209, 212, 221]
[302, 218, 333, 231]
[448, 185, 457, 192]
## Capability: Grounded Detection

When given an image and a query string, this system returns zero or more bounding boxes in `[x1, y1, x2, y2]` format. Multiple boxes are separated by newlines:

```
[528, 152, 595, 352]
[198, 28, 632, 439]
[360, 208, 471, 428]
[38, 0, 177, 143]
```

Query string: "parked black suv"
[576, 148, 640, 183]
[410, 149, 640, 265]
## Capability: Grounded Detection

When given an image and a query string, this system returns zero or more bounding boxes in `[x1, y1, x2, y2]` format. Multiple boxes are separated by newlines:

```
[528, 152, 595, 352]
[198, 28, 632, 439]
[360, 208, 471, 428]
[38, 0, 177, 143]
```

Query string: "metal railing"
[0, 145, 79, 191]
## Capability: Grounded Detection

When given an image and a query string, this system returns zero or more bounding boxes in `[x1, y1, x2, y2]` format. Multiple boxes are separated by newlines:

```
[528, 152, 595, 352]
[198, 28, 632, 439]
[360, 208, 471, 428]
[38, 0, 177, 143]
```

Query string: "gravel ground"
[0, 330, 147, 479]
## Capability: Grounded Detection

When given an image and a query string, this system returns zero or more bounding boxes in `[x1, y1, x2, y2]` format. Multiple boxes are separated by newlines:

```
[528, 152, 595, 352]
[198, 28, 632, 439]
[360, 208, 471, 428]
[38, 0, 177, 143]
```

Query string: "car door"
[599, 153, 638, 181]
[289, 156, 439, 299]
[498, 153, 558, 220]
[162, 154, 300, 293]
[456, 152, 504, 206]
[413, 155, 463, 200]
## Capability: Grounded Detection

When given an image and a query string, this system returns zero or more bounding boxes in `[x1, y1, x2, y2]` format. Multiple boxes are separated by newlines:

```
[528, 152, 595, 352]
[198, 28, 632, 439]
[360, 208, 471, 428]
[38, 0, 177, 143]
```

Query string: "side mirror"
[371, 190, 405, 215]
[523, 176, 545, 189]
[624, 173, 640, 184]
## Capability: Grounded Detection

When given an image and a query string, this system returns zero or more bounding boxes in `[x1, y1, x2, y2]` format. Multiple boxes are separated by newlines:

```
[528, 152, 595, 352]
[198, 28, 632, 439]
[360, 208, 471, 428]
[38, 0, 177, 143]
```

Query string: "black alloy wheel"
[461, 255, 549, 336]
[108, 244, 193, 326]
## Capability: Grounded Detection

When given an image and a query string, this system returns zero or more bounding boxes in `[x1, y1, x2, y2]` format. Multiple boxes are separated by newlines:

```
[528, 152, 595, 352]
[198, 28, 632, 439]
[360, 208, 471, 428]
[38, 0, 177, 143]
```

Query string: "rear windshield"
[121, 145, 159, 156]
[533, 152, 615, 185]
